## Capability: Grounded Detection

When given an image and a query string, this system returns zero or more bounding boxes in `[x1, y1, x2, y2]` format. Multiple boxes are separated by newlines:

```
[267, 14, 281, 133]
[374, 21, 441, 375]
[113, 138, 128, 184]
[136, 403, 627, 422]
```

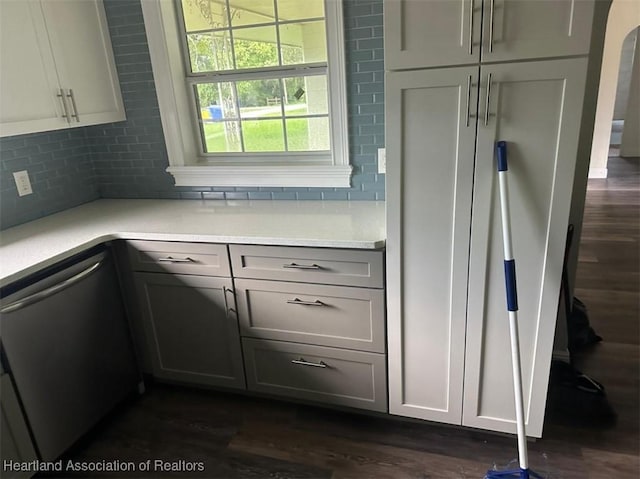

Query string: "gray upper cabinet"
[384, 0, 479, 70]
[480, 0, 595, 64]
[384, 0, 594, 71]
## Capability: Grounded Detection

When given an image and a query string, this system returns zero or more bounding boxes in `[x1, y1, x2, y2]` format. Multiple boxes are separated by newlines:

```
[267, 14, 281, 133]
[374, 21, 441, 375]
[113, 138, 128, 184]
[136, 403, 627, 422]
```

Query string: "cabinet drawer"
[229, 245, 384, 288]
[242, 338, 388, 412]
[235, 279, 385, 353]
[127, 240, 230, 276]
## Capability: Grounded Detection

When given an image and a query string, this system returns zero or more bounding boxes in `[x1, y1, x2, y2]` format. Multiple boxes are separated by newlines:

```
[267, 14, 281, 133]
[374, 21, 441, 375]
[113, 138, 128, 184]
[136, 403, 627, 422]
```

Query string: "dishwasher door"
[0, 246, 140, 461]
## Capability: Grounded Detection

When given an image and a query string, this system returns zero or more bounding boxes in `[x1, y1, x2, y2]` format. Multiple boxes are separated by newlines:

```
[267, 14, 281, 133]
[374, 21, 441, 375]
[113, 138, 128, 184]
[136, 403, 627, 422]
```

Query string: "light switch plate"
[13, 170, 33, 196]
[377, 148, 386, 174]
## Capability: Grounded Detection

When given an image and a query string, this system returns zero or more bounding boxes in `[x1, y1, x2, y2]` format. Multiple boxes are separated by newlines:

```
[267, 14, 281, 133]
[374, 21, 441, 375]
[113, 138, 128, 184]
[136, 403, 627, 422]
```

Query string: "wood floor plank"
[229, 420, 490, 479]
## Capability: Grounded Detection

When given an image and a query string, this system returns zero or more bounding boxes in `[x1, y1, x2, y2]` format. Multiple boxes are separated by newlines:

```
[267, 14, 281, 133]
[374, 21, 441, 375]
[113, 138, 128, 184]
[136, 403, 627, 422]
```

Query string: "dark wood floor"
[42, 157, 639, 479]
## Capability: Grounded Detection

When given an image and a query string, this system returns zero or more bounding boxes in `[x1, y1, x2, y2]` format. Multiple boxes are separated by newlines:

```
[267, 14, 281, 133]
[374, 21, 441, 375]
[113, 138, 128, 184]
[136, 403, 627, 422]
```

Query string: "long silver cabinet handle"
[57, 89, 70, 123]
[282, 263, 322, 270]
[468, 0, 474, 55]
[489, 0, 495, 53]
[465, 75, 472, 127]
[157, 256, 195, 263]
[484, 73, 493, 126]
[66, 89, 80, 122]
[286, 298, 326, 306]
[291, 358, 328, 368]
[1, 261, 103, 314]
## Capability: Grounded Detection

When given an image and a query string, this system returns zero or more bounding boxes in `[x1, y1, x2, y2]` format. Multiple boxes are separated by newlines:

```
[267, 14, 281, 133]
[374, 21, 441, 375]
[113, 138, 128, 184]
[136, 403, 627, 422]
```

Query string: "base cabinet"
[127, 241, 245, 390]
[134, 273, 245, 389]
[243, 338, 387, 412]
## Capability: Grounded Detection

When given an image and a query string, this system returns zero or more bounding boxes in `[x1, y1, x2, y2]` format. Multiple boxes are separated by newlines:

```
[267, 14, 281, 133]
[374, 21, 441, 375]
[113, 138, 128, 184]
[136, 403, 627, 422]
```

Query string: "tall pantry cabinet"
[384, 0, 594, 438]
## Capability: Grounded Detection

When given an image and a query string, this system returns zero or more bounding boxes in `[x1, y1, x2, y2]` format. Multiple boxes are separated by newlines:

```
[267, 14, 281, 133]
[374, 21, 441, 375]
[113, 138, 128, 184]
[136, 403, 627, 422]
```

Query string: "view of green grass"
[202, 116, 320, 152]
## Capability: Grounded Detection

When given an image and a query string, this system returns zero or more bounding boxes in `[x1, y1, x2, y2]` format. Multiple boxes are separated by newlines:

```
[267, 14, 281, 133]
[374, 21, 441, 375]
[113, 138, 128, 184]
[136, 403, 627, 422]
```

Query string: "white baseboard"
[588, 167, 608, 178]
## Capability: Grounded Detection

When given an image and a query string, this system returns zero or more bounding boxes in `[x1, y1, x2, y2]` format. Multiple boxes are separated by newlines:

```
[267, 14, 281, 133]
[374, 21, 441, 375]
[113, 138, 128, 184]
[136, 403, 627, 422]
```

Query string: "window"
[141, 0, 351, 187]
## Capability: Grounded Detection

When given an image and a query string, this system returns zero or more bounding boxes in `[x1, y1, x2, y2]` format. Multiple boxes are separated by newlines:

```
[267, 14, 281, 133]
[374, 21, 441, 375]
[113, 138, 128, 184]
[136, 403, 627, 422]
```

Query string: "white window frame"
[140, 0, 351, 188]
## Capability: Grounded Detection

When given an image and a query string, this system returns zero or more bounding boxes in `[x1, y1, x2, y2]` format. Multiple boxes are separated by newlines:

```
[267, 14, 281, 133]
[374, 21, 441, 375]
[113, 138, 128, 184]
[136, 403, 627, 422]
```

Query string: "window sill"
[167, 164, 353, 187]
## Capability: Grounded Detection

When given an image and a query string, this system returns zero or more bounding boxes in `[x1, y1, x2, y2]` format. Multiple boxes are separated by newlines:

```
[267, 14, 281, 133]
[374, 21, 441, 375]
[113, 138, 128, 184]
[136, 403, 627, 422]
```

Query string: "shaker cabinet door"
[40, 0, 125, 127]
[383, 0, 594, 70]
[384, 0, 480, 70]
[134, 273, 246, 389]
[481, 0, 595, 63]
[463, 58, 588, 437]
[386, 66, 478, 424]
[0, 1, 64, 137]
[0, 0, 124, 137]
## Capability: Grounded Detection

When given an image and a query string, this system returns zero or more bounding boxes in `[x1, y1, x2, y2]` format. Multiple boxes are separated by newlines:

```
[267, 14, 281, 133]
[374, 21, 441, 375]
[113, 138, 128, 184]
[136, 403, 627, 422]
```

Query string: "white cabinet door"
[384, 0, 480, 70]
[481, 0, 595, 63]
[0, 1, 65, 136]
[386, 66, 478, 424]
[463, 58, 588, 438]
[40, 0, 125, 127]
[134, 273, 246, 390]
[0, 0, 124, 137]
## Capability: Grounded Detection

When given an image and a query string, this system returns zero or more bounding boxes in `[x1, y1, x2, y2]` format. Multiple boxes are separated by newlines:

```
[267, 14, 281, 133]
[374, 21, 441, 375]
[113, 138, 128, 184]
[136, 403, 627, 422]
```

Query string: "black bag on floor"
[567, 296, 602, 352]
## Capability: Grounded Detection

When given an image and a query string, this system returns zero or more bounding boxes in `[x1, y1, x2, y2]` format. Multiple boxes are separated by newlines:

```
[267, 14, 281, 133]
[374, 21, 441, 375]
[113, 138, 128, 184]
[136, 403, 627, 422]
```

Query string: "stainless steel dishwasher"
[0, 245, 140, 461]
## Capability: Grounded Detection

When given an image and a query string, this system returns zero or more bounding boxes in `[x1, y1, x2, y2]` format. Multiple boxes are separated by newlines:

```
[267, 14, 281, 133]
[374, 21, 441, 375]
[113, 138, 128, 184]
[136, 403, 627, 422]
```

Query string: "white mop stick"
[496, 140, 529, 473]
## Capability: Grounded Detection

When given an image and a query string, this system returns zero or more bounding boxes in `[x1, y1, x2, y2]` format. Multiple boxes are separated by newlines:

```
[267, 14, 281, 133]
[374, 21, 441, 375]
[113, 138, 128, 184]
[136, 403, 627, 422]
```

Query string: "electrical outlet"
[377, 148, 386, 174]
[13, 170, 33, 197]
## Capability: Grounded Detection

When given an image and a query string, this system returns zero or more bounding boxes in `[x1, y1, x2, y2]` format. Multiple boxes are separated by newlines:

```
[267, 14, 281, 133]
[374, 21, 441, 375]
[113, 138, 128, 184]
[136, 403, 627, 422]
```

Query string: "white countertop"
[0, 199, 386, 287]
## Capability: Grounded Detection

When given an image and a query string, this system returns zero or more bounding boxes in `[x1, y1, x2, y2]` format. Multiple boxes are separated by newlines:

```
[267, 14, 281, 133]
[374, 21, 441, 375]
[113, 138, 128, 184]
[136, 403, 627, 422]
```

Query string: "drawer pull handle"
[286, 298, 325, 307]
[157, 256, 195, 263]
[283, 263, 322, 270]
[291, 358, 328, 368]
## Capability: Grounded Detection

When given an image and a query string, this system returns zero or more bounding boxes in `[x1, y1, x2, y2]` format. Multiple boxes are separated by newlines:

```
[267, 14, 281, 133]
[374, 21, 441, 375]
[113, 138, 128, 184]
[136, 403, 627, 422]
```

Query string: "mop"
[485, 141, 542, 479]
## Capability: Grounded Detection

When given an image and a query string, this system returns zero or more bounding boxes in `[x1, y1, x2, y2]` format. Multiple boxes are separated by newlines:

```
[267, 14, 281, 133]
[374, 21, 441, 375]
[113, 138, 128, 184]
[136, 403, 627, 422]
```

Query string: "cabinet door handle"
[157, 256, 195, 263]
[291, 358, 328, 368]
[66, 89, 80, 123]
[222, 286, 235, 315]
[282, 263, 322, 270]
[286, 298, 326, 307]
[57, 89, 70, 123]
[484, 73, 493, 126]
[465, 75, 473, 127]
[488, 0, 495, 53]
[468, 0, 474, 55]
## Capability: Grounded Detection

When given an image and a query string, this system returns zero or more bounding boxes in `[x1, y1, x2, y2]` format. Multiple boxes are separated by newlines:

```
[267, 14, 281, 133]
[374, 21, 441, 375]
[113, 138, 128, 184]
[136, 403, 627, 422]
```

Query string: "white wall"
[613, 29, 637, 120]
[621, 41, 640, 157]
[589, 0, 640, 178]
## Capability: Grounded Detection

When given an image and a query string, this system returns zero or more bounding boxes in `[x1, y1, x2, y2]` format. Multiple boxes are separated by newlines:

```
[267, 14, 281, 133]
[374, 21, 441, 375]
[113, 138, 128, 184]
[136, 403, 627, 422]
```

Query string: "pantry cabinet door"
[0, 1, 64, 137]
[481, 0, 594, 63]
[40, 0, 125, 127]
[384, 0, 481, 70]
[386, 66, 478, 424]
[464, 58, 588, 438]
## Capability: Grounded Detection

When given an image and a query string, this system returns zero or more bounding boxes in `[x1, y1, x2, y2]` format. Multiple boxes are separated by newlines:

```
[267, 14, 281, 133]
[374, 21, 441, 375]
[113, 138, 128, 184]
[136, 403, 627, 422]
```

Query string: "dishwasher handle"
[1, 260, 104, 314]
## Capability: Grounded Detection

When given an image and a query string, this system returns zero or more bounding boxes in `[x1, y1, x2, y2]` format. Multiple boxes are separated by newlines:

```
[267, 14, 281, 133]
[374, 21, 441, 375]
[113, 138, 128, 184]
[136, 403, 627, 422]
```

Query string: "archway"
[589, 0, 640, 178]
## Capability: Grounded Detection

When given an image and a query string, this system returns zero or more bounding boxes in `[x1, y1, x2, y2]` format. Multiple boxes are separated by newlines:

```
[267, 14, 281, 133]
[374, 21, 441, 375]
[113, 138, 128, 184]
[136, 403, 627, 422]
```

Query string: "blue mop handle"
[497, 140, 508, 172]
[496, 141, 518, 312]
